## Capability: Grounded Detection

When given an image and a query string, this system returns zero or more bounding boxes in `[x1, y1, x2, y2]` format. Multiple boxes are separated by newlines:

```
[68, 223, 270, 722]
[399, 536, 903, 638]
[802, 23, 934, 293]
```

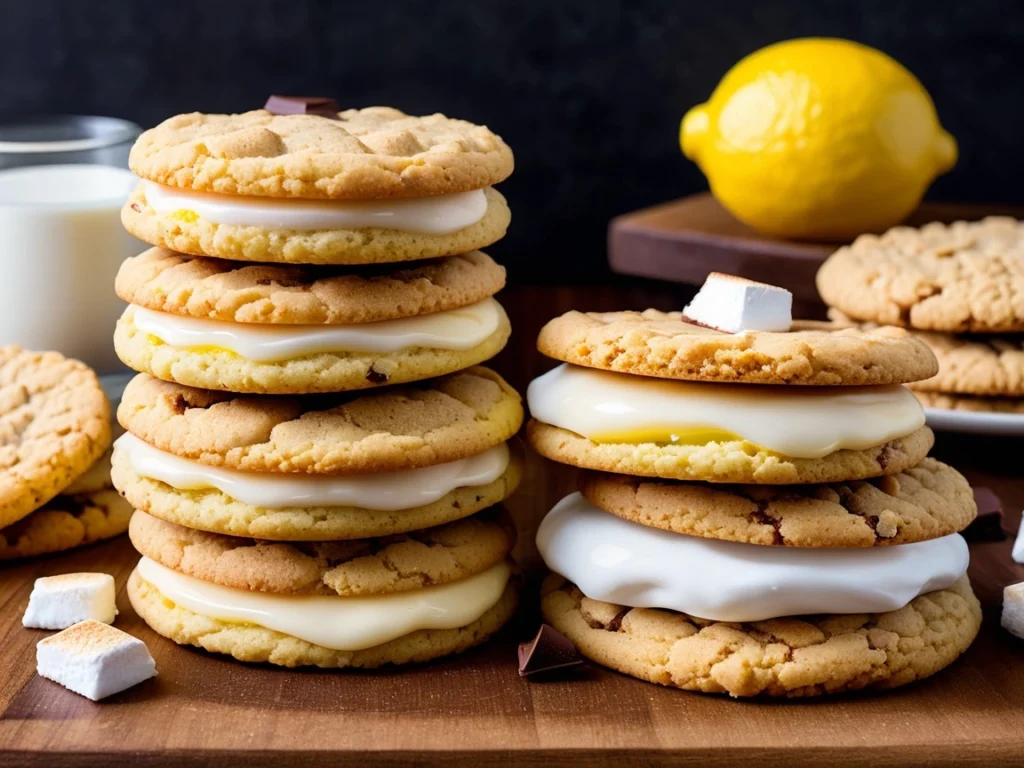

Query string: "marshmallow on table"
[1013, 515, 1024, 563]
[1003, 583, 1024, 639]
[23, 573, 118, 630]
[683, 272, 793, 333]
[36, 620, 157, 701]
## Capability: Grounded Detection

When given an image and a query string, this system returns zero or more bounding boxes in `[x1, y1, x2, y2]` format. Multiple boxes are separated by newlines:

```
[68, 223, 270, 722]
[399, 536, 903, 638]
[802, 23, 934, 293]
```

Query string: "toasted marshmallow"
[1003, 583, 1024, 639]
[683, 272, 793, 333]
[36, 620, 156, 701]
[23, 573, 118, 630]
[1013, 516, 1024, 564]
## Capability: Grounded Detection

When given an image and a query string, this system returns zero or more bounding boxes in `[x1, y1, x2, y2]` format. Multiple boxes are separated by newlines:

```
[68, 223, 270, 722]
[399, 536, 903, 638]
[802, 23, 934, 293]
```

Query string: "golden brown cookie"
[129, 508, 514, 596]
[817, 217, 1024, 333]
[123, 185, 511, 266]
[128, 568, 518, 668]
[541, 574, 981, 698]
[118, 368, 523, 474]
[113, 301, 511, 395]
[527, 420, 934, 485]
[578, 457, 975, 547]
[111, 440, 523, 540]
[0, 347, 111, 528]
[536, 311, 938, 385]
[129, 107, 514, 199]
[0, 449, 131, 560]
[913, 391, 1024, 414]
[115, 248, 506, 325]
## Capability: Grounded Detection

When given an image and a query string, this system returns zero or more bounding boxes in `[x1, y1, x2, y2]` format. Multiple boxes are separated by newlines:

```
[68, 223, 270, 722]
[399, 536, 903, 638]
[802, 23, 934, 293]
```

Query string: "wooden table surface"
[2, 285, 1023, 768]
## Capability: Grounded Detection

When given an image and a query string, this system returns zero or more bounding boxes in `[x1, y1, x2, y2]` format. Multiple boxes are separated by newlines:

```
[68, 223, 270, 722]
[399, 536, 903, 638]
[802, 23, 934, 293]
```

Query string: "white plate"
[925, 407, 1024, 436]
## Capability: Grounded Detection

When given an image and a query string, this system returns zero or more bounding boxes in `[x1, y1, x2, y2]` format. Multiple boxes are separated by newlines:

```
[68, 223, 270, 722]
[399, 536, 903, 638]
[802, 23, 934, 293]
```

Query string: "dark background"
[2, 0, 1021, 282]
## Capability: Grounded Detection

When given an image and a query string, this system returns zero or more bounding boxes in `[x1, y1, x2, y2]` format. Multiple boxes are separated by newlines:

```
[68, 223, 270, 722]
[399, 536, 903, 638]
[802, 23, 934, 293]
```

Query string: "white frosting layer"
[114, 433, 510, 510]
[527, 363, 925, 459]
[537, 493, 969, 622]
[129, 298, 504, 362]
[143, 181, 489, 234]
[136, 557, 511, 651]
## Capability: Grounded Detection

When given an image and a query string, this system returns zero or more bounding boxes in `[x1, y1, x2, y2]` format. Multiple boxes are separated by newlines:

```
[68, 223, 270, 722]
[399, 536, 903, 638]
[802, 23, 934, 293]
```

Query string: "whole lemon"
[681, 38, 957, 240]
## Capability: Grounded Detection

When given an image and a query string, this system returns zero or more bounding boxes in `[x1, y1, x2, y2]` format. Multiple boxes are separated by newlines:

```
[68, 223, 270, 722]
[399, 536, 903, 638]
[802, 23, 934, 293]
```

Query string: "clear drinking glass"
[0, 116, 143, 373]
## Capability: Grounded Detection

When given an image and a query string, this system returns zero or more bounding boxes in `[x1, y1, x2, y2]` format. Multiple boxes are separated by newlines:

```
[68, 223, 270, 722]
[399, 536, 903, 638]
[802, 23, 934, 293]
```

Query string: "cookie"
[128, 568, 518, 668]
[913, 391, 1024, 414]
[129, 508, 514, 596]
[541, 574, 981, 698]
[578, 457, 976, 547]
[115, 249, 506, 325]
[817, 217, 1024, 333]
[536, 310, 938, 385]
[112, 438, 523, 540]
[527, 420, 934, 485]
[123, 185, 511, 266]
[0, 347, 111, 528]
[113, 300, 511, 394]
[129, 107, 514, 199]
[0, 449, 131, 560]
[117, 368, 523, 474]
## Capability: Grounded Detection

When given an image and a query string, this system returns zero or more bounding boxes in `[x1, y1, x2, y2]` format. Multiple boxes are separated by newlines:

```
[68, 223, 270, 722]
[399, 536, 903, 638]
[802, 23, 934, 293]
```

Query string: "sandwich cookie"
[127, 510, 519, 667]
[114, 249, 511, 395]
[537, 493, 981, 697]
[578, 457, 976, 548]
[0, 448, 131, 560]
[116, 367, 522, 475]
[817, 217, 1024, 333]
[123, 107, 513, 265]
[527, 363, 934, 484]
[0, 347, 111, 528]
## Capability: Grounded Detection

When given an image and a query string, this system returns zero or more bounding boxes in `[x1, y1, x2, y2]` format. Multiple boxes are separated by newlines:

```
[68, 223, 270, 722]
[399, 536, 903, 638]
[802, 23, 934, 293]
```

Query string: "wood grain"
[1, 285, 1023, 768]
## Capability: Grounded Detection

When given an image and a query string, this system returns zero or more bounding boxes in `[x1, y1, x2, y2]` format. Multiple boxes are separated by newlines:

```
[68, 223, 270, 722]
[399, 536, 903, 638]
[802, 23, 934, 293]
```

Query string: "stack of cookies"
[110, 102, 525, 668]
[818, 217, 1024, 413]
[0, 347, 130, 561]
[526, 279, 982, 697]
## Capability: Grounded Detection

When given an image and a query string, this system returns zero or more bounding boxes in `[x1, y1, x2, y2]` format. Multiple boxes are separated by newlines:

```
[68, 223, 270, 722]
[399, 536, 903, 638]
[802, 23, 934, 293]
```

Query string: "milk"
[0, 164, 140, 373]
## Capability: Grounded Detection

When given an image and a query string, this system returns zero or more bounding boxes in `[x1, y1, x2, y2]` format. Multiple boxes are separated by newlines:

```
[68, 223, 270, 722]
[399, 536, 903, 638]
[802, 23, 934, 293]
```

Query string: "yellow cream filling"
[171, 209, 199, 223]
[589, 426, 745, 447]
[146, 335, 239, 357]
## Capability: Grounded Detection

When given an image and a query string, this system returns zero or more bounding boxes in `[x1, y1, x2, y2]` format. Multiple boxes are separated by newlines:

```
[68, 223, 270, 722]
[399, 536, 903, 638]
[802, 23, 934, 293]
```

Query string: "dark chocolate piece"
[518, 624, 583, 678]
[963, 487, 1007, 542]
[263, 96, 340, 118]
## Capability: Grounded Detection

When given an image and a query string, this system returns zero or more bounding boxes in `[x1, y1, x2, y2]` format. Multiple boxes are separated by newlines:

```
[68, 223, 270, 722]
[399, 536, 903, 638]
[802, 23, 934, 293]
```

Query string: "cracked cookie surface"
[118, 368, 523, 474]
[129, 508, 514, 596]
[0, 347, 111, 528]
[817, 217, 1024, 332]
[541, 574, 981, 697]
[536, 311, 937, 385]
[578, 457, 975, 547]
[527, 420, 934, 485]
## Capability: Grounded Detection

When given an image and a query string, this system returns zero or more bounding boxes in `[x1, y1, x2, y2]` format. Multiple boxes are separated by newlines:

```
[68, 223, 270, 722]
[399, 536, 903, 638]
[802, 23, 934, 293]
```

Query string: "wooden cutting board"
[608, 193, 1024, 305]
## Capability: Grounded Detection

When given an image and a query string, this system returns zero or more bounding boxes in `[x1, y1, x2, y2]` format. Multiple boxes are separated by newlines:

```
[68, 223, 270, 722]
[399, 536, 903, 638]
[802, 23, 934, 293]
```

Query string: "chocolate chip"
[365, 367, 389, 384]
[963, 487, 1007, 542]
[264, 95, 340, 118]
[129, 202, 141, 212]
[518, 624, 584, 678]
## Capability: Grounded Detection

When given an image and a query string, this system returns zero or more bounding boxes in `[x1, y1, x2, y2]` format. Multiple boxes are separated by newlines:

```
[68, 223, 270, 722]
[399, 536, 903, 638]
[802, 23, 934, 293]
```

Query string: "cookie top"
[0, 347, 111, 528]
[130, 107, 514, 199]
[115, 248, 506, 325]
[129, 508, 514, 597]
[579, 457, 975, 547]
[117, 367, 522, 474]
[536, 310, 938, 385]
[817, 217, 1024, 333]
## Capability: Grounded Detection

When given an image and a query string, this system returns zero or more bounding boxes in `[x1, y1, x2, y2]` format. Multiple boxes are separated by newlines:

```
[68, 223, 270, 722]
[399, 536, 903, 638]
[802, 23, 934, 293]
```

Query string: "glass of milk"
[0, 116, 142, 373]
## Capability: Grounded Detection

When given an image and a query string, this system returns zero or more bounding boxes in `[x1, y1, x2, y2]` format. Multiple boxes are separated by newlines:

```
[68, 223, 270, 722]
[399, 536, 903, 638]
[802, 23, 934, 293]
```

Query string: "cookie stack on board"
[110, 102, 525, 668]
[526, 288, 982, 697]
[818, 217, 1024, 413]
[0, 347, 131, 561]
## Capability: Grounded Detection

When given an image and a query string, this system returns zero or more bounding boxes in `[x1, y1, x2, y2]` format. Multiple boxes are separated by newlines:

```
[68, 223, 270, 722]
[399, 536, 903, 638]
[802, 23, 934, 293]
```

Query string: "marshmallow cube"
[683, 272, 793, 333]
[23, 573, 117, 630]
[1002, 583, 1024, 639]
[36, 620, 157, 701]
[1012, 516, 1024, 564]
